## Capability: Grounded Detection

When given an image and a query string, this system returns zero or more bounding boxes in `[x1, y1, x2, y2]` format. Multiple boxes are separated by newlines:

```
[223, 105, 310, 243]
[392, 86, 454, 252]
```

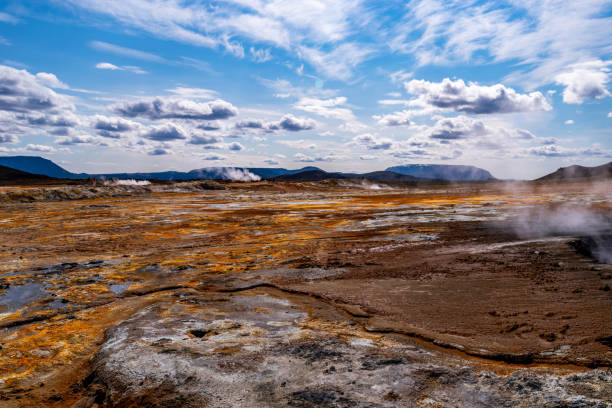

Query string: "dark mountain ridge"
[537, 161, 612, 181]
[386, 164, 495, 181]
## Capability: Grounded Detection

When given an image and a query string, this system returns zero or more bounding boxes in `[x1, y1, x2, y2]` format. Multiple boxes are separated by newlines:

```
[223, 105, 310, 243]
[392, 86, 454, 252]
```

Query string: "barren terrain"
[0, 180, 610, 407]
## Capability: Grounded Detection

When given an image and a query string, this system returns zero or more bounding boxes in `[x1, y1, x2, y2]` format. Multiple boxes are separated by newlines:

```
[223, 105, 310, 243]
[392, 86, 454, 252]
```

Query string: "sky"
[0, 0, 611, 179]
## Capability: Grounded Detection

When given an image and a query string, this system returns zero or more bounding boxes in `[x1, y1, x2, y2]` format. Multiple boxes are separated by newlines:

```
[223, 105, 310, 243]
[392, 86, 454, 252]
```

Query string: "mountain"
[0, 156, 86, 179]
[271, 170, 422, 183]
[537, 161, 612, 181]
[0, 165, 56, 185]
[385, 164, 495, 181]
[271, 170, 349, 181]
[357, 171, 421, 182]
[247, 167, 322, 179]
[0, 156, 495, 183]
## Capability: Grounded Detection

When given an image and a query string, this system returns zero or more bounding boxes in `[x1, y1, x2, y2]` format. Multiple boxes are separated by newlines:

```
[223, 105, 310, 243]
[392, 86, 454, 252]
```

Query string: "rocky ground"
[0, 180, 610, 407]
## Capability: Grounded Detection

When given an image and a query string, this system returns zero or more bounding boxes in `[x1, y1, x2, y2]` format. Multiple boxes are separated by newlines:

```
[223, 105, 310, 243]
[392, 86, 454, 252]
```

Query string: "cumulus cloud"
[113, 97, 238, 120]
[142, 123, 187, 141]
[554, 60, 611, 104]
[201, 153, 227, 160]
[235, 119, 266, 129]
[25, 112, 80, 128]
[92, 115, 140, 137]
[35, 72, 68, 89]
[0, 134, 17, 143]
[236, 114, 315, 132]
[374, 110, 414, 126]
[149, 147, 170, 156]
[272, 114, 316, 131]
[189, 134, 223, 145]
[404, 78, 551, 114]
[227, 142, 244, 151]
[55, 135, 95, 145]
[524, 145, 611, 158]
[353, 133, 393, 150]
[0, 65, 74, 114]
[428, 116, 487, 140]
[293, 152, 337, 162]
[564, 119, 574, 125]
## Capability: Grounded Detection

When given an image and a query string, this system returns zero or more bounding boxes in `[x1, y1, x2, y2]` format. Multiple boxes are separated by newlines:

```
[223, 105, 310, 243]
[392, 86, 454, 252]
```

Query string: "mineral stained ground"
[0, 180, 610, 407]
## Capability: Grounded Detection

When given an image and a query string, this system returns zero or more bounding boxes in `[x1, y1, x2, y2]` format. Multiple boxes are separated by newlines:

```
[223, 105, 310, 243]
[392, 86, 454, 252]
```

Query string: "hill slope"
[0, 164, 56, 184]
[386, 164, 494, 181]
[0, 156, 86, 179]
[537, 161, 612, 181]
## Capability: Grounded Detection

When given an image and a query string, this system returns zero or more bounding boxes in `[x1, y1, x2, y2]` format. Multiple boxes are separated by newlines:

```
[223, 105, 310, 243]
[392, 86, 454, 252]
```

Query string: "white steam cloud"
[510, 205, 612, 263]
[210, 167, 261, 182]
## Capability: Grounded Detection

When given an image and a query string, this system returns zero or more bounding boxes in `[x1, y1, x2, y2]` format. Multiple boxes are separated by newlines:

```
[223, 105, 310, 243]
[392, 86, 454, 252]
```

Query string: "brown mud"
[0, 180, 610, 406]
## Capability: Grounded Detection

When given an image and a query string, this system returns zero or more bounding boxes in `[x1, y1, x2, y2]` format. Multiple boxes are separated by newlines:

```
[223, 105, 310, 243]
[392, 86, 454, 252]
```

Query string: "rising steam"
[510, 205, 612, 263]
[211, 167, 261, 182]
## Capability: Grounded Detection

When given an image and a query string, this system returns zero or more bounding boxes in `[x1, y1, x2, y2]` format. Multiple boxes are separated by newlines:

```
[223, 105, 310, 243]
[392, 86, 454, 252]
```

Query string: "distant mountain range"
[271, 170, 422, 182]
[386, 164, 494, 181]
[0, 155, 499, 182]
[537, 161, 612, 181]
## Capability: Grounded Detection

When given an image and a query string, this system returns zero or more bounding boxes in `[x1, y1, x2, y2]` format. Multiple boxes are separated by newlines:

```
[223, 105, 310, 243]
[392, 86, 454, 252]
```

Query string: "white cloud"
[250, 47, 272, 63]
[278, 139, 317, 150]
[294, 96, 355, 121]
[404, 78, 551, 114]
[96, 62, 120, 70]
[564, 120, 574, 125]
[26, 143, 55, 152]
[69, 0, 371, 80]
[227, 141, 244, 151]
[113, 97, 238, 120]
[92, 115, 140, 137]
[142, 123, 187, 141]
[293, 152, 337, 162]
[55, 135, 96, 145]
[298, 42, 373, 80]
[554, 60, 611, 104]
[0, 65, 74, 114]
[393, 1, 612, 89]
[389, 70, 412, 84]
[201, 153, 227, 161]
[0, 12, 18, 24]
[374, 110, 415, 126]
[166, 87, 218, 100]
[90, 41, 166, 62]
[96, 62, 147, 74]
[236, 114, 316, 132]
[353, 133, 393, 150]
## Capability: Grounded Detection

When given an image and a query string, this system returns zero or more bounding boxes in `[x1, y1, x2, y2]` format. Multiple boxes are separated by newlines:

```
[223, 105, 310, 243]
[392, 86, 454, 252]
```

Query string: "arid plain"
[0, 180, 610, 407]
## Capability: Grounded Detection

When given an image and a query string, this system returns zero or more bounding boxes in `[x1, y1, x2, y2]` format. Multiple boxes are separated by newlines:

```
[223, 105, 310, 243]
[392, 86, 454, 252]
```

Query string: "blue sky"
[0, 0, 611, 179]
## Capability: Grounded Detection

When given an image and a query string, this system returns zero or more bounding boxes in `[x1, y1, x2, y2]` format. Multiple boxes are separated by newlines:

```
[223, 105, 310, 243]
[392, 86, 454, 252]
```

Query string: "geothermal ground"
[0, 180, 610, 407]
